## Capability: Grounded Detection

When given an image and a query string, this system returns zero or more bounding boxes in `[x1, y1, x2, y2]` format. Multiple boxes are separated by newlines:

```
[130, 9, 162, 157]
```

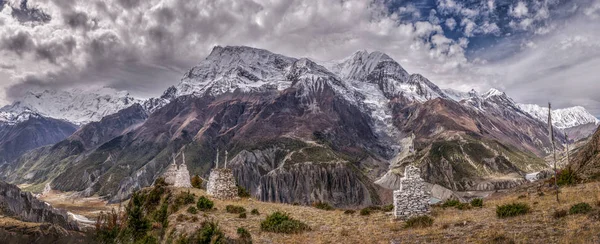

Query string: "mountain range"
[0, 46, 595, 206]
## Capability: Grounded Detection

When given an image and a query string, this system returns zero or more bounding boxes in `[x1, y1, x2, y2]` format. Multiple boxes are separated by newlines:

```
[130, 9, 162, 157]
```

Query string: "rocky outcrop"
[571, 125, 600, 179]
[0, 181, 78, 231]
[257, 162, 381, 207]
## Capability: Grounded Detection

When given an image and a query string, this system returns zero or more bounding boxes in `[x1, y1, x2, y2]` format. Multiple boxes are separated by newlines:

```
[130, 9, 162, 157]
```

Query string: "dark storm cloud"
[1, 31, 35, 56]
[63, 11, 92, 30]
[0, 63, 16, 70]
[11, 0, 51, 23]
[35, 37, 77, 63]
[117, 0, 141, 9]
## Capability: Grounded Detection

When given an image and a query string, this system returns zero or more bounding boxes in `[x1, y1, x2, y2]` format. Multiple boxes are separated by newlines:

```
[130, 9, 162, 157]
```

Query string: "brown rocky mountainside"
[571, 124, 600, 179]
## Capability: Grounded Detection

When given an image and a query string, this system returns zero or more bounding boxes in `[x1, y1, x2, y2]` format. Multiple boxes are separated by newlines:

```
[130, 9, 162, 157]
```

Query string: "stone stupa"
[162, 152, 192, 188]
[206, 149, 238, 200]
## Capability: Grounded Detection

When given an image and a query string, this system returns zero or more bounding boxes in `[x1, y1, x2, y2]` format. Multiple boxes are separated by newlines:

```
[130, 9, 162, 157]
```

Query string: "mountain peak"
[518, 103, 600, 129]
[483, 88, 506, 99]
[0, 87, 141, 125]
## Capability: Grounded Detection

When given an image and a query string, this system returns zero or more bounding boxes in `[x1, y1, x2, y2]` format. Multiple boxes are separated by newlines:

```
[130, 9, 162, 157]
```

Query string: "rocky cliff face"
[0, 181, 78, 231]
[571, 125, 600, 179]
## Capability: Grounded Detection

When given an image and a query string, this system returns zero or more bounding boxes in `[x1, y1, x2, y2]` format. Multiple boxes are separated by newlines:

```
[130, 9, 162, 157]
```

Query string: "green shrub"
[191, 175, 203, 189]
[226, 205, 247, 214]
[238, 185, 251, 198]
[359, 208, 371, 216]
[237, 227, 252, 244]
[197, 196, 214, 211]
[187, 206, 198, 214]
[456, 203, 471, 210]
[569, 202, 592, 215]
[344, 210, 356, 215]
[557, 168, 578, 186]
[404, 215, 434, 229]
[260, 212, 310, 234]
[239, 212, 247, 219]
[154, 177, 168, 188]
[442, 199, 461, 208]
[496, 203, 530, 218]
[312, 202, 334, 211]
[251, 209, 260, 215]
[382, 204, 394, 212]
[196, 220, 226, 244]
[553, 209, 567, 219]
[172, 191, 196, 212]
[471, 199, 483, 208]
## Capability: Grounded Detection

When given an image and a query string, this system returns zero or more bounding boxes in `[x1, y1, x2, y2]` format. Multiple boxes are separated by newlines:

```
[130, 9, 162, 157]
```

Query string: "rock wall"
[0, 181, 78, 231]
[206, 169, 238, 200]
[393, 166, 430, 220]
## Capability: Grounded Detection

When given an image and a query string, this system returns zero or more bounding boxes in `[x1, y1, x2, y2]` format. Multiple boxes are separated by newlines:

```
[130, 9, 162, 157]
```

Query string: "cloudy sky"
[1, 0, 600, 115]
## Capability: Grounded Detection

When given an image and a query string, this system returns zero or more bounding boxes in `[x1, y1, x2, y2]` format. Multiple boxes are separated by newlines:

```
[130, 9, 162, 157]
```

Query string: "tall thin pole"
[565, 132, 570, 166]
[549, 103, 559, 203]
[216, 148, 219, 168]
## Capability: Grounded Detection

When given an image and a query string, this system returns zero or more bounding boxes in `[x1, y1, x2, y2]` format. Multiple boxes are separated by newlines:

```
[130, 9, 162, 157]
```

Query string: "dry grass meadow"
[40, 181, 600, 244]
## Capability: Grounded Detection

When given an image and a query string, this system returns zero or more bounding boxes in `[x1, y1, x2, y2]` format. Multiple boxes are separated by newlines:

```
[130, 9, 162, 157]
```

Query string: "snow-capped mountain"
[0, 87, 141, 125]
[518, 104, 599, 129]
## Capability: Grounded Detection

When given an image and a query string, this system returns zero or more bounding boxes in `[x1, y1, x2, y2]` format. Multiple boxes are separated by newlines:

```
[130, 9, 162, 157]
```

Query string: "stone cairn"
[162, 152, 192, 188]
[207, 150, 238, 200]
[393, 165, 430, 220]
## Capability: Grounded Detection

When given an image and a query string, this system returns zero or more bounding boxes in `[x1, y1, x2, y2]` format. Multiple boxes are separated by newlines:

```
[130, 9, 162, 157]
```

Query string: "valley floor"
[38, 182, 600, 244]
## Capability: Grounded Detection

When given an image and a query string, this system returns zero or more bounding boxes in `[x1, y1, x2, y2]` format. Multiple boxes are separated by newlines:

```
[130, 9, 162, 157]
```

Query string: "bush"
[496, 203, 530, 218]
[260, 212, 310, 234]
[238, 185, 251, 198]
[471, 199, 483, 208]
[196, 220, 226, 244]
[404, 215, 434, 229]
[191, 175, 203, 189]
[154, 177, 168, 188]
[456, 203, 471, 210]
[197, 196, 214, 211]
[251, 209, 260, 215]
[226, 205, 247, 214]
[360, 208, 371, 216]
[239, 212, 247, 219]
[187, 206, 198, 214]
[172, 191, 196, 212]
[344, 210, 356, 215]
[557, 168, 578, 186]
[441, 199, 461, 208]
[237, 227, 252, 244]
[312, 202, 334, 211]
[569, 202, 592, 215]
[382, 204, 394, 212]
[553, 209, 567, 219]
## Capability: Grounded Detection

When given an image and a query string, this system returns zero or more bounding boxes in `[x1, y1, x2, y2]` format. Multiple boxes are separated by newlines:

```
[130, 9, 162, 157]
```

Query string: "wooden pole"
[565, 132, 570, 166]
[548, 103, 559, 203]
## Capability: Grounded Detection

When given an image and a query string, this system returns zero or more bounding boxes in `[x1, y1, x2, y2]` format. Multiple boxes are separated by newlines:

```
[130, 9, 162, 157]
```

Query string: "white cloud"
[445, 18, 456, 30]
[0, 0, 469, 103]
[510, 1, 529, 18]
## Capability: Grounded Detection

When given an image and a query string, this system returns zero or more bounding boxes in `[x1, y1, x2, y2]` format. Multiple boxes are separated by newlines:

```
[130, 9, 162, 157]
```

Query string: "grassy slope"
[154, 183, 600, 244]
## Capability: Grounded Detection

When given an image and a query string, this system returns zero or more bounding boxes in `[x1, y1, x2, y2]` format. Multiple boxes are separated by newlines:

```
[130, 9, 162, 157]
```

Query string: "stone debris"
[393, 166, 430, 220]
